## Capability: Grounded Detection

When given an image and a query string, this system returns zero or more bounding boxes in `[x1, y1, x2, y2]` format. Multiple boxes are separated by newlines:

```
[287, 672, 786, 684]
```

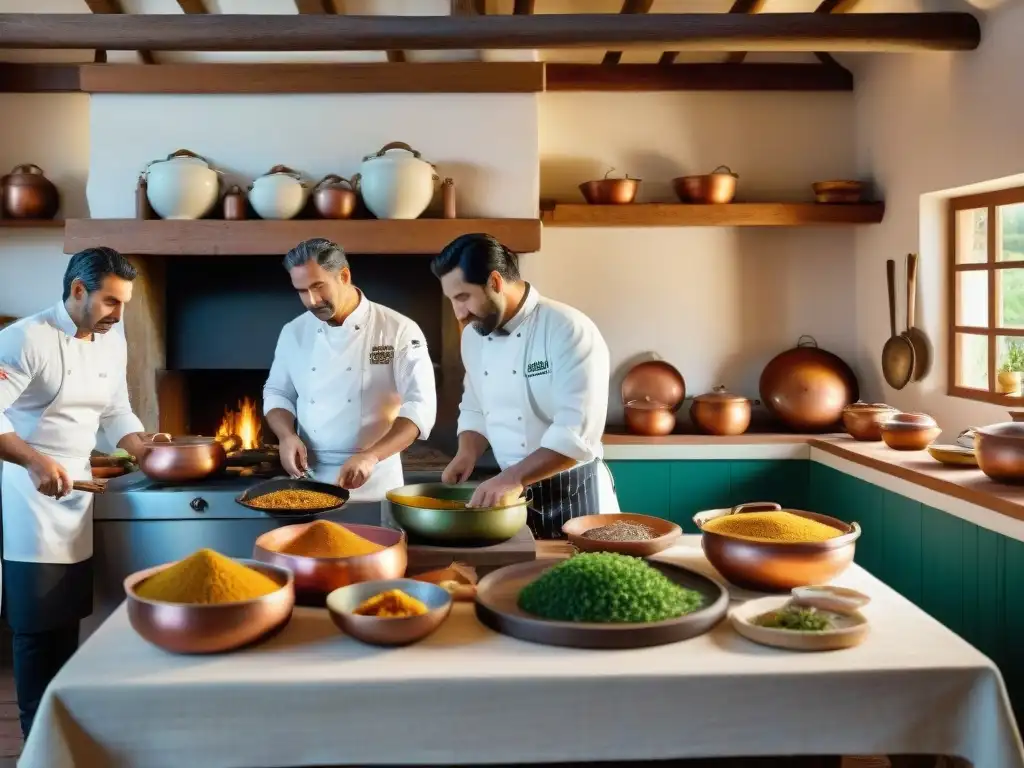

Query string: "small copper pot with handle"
[690, 386, 753, 436]
[312, 174, 357, 219]
[1, 164, 59, 220]
[672, 165, 738, 204]
[139, 434, 227, 484]
[624, 396, 676, 437]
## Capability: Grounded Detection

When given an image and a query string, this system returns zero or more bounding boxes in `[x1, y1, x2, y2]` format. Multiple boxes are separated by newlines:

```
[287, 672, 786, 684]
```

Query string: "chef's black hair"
[283, 238, 349, 273]
[62, 247, 137, 301]
[431, 233, 521, 285]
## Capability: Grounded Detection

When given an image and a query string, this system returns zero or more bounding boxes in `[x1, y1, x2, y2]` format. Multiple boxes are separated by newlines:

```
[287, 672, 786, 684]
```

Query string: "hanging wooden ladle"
[881, 258, 914, 390]
[904, 252, 932, 381]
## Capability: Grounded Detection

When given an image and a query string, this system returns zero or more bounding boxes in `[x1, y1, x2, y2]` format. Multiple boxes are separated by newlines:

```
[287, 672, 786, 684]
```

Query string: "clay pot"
[624, 397, 676, 437]
[841, 402, 898, 442]
[1, 164, 59, 220]
[879, 413, 940, 451]
[759, 336, 859, 433]
[312, 174, 357, 219]
[974, 422, 1024, 484]
[690, 386, 752, 436]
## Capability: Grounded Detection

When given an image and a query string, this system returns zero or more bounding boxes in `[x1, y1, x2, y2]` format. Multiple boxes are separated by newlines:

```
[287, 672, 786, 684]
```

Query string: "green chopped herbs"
[517, 552, 704, 624]
[755, 604, 834, 632]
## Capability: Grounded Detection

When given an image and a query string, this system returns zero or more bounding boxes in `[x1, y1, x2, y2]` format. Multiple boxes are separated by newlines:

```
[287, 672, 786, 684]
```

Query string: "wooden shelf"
[63, 218, 541, 256]
[540, 202, 885, 227]
[0, 219, 63, 229]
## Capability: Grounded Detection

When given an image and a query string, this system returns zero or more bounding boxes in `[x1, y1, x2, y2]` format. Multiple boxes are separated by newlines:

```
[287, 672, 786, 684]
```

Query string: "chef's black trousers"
[11, 622, 80, 738]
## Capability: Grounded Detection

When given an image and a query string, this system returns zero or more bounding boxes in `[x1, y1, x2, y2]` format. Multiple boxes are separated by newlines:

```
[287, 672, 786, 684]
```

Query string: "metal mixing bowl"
[386, 482, 529, 545]
[326, 578, 453, 646]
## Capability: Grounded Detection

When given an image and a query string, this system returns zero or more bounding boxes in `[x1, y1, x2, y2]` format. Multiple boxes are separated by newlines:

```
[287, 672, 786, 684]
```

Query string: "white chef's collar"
[498, 283, 539, 336]
[325, 288, 369, 332]
[54, 301, 80, 338]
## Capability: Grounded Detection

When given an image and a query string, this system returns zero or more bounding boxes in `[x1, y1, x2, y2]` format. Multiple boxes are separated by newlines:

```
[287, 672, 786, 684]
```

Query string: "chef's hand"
[28, 455, 72, 499]
[337, 452, 379, 490]
[468, 471, 523, 509]
[442, 452, 476, 484]
[279, 434, 308, 479]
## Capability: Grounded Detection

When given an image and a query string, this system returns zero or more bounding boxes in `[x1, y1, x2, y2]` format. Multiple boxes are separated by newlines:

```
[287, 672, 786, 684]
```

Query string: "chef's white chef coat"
[0, 302, 144, 564]
[457, 285, 619, 512]
[263, 291, 436, 501]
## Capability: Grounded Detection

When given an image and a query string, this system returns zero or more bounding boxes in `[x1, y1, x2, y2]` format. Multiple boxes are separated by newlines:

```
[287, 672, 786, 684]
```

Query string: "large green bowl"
[385, 482, 529, 545]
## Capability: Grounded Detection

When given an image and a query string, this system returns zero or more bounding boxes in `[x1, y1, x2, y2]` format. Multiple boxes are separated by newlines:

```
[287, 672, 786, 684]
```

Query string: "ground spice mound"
[280, 520, 385, 558]
[135, 549, 280, 605]
[247, 489, 342, 510]
[702, 511, 841, 543]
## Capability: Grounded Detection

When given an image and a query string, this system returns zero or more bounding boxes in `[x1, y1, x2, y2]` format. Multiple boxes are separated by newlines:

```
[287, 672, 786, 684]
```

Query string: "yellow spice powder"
[702, 511, 842, 543]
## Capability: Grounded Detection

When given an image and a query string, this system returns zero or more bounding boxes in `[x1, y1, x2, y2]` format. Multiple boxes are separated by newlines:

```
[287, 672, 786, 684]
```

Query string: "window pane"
[997, 336, 1024, 396]
[956, 333, 988, 390]
[956, 270, 988, 326]
[998, 268, 1024, 328]
[956, 208, 988, 264]
[999, 202, 1024, 262]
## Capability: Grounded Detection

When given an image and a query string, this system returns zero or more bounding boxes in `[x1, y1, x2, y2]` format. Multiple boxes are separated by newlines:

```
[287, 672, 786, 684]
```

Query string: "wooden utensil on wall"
[881, 258, 914, 390]
[904, 253, 932, 381]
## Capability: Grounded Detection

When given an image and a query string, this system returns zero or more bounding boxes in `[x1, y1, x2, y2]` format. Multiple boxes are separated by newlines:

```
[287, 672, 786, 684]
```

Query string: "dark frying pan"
[236, 477, 349, 518]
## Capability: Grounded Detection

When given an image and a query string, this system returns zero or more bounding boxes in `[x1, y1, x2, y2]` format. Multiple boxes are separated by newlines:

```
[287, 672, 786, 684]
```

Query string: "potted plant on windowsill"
[997, 340, 1024, 396]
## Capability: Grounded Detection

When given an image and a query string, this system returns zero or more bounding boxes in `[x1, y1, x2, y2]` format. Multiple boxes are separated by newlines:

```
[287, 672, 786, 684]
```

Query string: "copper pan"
[673, 165, 737, 204]
[579, 168, 640, 205]
[139, 434, 227, 483]
[975, 422, 1024, 484]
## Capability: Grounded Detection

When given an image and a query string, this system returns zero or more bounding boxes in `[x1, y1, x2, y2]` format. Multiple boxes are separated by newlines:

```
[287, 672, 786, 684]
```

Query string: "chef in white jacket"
[263, 238, 436, 501]
[0, 247, 153, 738]
[433, 233, 619, 539]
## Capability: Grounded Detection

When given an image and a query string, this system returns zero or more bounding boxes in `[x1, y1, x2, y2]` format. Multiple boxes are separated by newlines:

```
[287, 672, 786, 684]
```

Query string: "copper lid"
[693, 385, 749, 405]
[882, 412, 937, 429]
[843, 400, 896, 414]
[621, 359, 685, 410]
[977, 422, 1024, 440]
[625, 396, 672, 411]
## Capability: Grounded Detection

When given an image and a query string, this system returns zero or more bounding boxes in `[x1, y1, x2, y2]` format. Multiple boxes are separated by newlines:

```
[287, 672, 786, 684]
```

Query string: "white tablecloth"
[19, 537, 1024, 768]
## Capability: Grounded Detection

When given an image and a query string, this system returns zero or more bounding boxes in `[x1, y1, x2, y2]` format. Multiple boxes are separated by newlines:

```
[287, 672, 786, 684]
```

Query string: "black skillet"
[235, 477, 350, 518]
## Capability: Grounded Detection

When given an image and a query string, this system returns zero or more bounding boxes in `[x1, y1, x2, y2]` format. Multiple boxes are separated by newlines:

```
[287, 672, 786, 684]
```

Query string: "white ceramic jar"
[354, 142, 438, 220]
[144, 149, 220, 220]
[248, 165, 308, 220]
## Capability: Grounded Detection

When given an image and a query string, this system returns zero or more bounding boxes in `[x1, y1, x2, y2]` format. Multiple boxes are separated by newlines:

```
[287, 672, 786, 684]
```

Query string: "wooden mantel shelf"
[63, 218, 541, 256]
[0, 219, 63, 229]
[541, 202, 885, 227]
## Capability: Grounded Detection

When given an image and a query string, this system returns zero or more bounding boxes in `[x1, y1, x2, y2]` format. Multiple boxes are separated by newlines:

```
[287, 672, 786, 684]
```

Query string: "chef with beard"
[264, 238, 436, 500]
[433, 233, 619, 539]
[0, 247, 154, 738]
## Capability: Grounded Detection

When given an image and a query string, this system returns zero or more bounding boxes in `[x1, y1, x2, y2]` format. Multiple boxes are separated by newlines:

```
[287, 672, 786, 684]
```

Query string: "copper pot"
[223, 185, 247, 221]
[624, 397, 676, 437]
[974, 422, 1024, 484]
[759, 336, 859, 433]
[579, 168, 640, 205]
[690, 386, 752, 436]
[312, 174, 357, 219]
[1, 164, 59, 220]
[672, 165, 737, 204]
[621, 359, 685, 411]
[139, 435, 227, 483]
[880, 423, 941, 451]
[841, 401, 898, 442]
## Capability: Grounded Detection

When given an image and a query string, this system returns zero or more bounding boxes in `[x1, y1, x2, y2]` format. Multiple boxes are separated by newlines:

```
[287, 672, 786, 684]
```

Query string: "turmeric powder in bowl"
[135, 549, 280, 605]
[354, 589, 429, 619]
[702, 511, 842, 544]
[278, 520, 385, 558]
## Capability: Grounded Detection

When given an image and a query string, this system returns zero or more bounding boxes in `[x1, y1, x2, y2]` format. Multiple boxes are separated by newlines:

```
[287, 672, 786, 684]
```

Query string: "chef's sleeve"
[538, 319, 610, 464]
[394, 324, 437, 440]
[262, 328, 298, 416]
[99, 342, 145, 448]
[0, 326, 37, 435]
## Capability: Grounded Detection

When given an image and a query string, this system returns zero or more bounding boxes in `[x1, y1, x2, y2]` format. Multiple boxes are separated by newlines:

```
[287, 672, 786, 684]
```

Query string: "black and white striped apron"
[526, 459, 602, 540]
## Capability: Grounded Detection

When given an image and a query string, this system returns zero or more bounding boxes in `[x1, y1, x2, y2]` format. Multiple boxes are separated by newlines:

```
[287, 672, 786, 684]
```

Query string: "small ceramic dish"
[562, 513, 682, 557]
[790, 584, 870, 613]
[927, 444, 978, 467]
[326, 578, 452, 647]
[729, 591, 870, 652]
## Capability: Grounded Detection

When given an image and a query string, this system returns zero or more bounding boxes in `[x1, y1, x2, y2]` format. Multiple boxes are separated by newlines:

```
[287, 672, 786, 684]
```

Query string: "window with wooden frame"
[949, 186, 1024, 403]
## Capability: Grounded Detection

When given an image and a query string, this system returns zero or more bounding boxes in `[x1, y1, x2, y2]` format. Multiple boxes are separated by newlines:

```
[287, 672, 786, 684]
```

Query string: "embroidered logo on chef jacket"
[411, 339, 421, 348]
[526, 359, 551, 378]
[369, 344, 395, 365]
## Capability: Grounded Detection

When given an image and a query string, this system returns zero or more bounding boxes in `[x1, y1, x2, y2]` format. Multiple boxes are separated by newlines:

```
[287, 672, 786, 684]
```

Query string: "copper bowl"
[690, 385, 752, 436]
[975, 422, 1024, 484]
[124, 558, 295, 654]
[759, 336, 859, 432]
[562, 513, 681, 557]
[879, 413, 940, 451]
[139, 435, 227, 483]
[253, 522, 408, 601]
[693, 502, 860, 593]
[579, 173, 640, 205]
[312, 174, 357, 219]
[624, 397, 676, 437]
[672, 165, 738, 204]
[842, 401, 898, 442]
[326, 578, 452, 646]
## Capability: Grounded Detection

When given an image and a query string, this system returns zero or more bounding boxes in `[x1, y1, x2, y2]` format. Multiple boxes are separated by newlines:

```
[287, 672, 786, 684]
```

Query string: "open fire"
[216, 396, 263, 451]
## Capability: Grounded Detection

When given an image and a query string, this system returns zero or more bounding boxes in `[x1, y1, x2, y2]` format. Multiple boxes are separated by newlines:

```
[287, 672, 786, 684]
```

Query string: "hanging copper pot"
[312, 174, 357, 220]
[759, 336, 859, 433]
[1, 164, 59, 220]
[690, 386, 753, 436]
[624, 397, 676, 437]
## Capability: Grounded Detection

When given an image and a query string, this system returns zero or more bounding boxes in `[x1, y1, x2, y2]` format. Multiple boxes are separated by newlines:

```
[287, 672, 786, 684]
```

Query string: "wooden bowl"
[326, 578, 452, 646]
[562, 513, 681, 557]
[693, 503, 860, 593]
[880, 423, 941, 451]
[124, 559, 295, 654]
[253, 523, 407, 604]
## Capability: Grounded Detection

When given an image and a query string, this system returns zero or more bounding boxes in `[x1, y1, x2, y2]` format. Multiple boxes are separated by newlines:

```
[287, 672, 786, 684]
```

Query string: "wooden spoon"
[881, 258, 914, 390]
[904, 253, 932, 381]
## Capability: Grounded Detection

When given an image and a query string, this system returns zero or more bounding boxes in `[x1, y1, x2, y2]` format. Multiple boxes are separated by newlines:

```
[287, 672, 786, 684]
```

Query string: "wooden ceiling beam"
[547, 62, 852, 91]
[602, 0, 654, 66]
[512, 0, 534, 13]
[813, 0, 860, 75]
[0, 13, 981, 53]
[724, 0, 768, 65]
[176, 0, 208, 12]
[83, 0, 155, 64]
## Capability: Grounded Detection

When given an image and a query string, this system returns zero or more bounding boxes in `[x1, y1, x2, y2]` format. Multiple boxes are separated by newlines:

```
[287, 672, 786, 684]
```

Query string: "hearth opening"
[158, 369, 273, 447]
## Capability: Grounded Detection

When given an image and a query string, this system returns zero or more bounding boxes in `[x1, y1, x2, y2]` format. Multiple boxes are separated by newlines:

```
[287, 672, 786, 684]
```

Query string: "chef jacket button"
[347, 367, 352, 371]
[355, 325, 361, 331]
[484, 371, 489, 376]
[312, 367, 316, 372]
[512, 370, 517, 375]
[521, 443, 526, 448]
[318, 328, 323, 334]
[347, 399, 351, 403]
[517, 333, 521, 338]
[311, 399, 315, 404]
[518, 416, 522, 421]
[66, 369, 71, 375]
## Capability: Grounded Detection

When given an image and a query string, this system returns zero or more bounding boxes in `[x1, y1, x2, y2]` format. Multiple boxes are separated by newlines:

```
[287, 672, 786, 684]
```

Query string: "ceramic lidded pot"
[248, 165, 308, 220]
[690, 386, 752, 436]
[841, 401, 899, 442]
[1, 164, 60, 220]
[354, 142, 438, 220]
[144, 150, 220, 220]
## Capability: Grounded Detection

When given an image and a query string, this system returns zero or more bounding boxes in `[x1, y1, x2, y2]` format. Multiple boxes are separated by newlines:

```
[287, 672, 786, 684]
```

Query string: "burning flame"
[216, 397, 262, 451]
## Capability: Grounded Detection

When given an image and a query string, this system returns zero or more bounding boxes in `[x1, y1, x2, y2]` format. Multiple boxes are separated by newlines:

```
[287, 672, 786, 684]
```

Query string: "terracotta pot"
[689, 386, 752, 436]
[222, 185, 247, 221]
[974, 422, 1024, 484]
[672, 165, 738, 204]
[624, 397, 676, 437]
[312, 174, 357, 219]
[879, 413, 940, 451]
[621, 359, 685, 412]
[997, 370, 1021, 395]
[841, 401, 898, 442]
[139, 435, 227, 483]
[758, 336, 859, 433]
[1, 164, 59, 220]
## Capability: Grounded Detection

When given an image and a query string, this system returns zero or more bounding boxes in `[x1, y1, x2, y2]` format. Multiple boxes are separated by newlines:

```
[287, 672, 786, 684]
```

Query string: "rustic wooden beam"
[816, 0, 860, 12]
[176, 0, 207, 12]
[512, 0, 534, 13]
[724, 0, 768, 65]
[0, 62, 80, 92]
[451, 0, 486, 14]
[546, 62, 852, 91]
[83, 0, 156, 64]
[0, 13, 981, 52]
[602, 0, 654, 65]
[295, 0, 333, 11]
